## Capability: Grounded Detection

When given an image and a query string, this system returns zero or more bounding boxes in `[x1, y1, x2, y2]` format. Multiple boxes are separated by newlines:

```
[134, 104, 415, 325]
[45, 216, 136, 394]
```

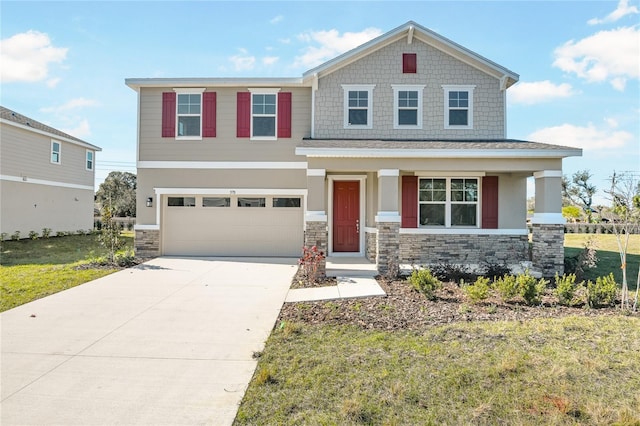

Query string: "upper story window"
[419, 177, 479, 227]
[86, 150, 93, 171]
[342, 84, 375, 129]
[51, 140, 61, 164]
[442, 85, 475, 129]
[392, 85, 425, 129]
[176, 90, 203, 138]
[251, 91, 277, 139]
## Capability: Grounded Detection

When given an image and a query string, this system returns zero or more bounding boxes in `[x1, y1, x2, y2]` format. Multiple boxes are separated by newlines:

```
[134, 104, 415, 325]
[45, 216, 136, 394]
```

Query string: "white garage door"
[162, 195, 304, 257]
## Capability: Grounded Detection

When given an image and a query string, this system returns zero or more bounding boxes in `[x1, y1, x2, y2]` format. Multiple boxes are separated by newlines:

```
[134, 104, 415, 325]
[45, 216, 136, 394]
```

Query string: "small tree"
[99, 205, 125, 263]
[602, 172, 640, 311]
[563, 170, 597, 222]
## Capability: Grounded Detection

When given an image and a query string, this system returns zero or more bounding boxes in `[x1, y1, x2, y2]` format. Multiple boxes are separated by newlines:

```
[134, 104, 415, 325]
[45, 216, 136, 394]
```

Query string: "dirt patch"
[279, 277, 630, 331]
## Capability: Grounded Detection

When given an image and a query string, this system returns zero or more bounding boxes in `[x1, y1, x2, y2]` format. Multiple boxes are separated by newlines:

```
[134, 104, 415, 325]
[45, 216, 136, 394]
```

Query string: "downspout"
[500, 76, 509, 138]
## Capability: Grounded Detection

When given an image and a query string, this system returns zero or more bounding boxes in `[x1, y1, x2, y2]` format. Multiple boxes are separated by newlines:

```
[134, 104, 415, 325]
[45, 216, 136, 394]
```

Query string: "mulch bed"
[279, 277, 630, 331]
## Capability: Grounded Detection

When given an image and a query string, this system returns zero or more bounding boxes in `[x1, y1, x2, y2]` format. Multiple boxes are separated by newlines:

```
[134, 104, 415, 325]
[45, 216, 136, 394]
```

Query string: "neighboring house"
[126, 21, 581, 276]
[0, 106, 101, 238]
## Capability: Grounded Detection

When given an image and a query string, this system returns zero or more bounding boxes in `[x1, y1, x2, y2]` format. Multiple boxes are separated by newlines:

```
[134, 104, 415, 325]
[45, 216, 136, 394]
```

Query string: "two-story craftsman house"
[127, 21, 581, 276]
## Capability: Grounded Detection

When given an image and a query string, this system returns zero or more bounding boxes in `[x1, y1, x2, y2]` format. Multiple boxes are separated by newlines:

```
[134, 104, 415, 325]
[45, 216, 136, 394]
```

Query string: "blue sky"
[2, 0, 638, 204]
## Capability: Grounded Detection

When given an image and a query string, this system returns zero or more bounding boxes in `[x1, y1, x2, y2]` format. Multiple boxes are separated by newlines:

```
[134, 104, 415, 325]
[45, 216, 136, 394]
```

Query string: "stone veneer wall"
[135, 229, 160, 258]
[365, 230, 377, 263]
[531, 224, 565, 277]
[400, 233, 529, 266]
[304, 221, 328, 277]
[376, 222, 400, 274]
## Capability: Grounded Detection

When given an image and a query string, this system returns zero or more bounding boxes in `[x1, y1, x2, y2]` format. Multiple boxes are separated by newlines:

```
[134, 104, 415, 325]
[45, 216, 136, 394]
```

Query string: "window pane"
[178, 116, 200, 136]
[253, 116, 276, 136]
[465, 180, 478, 201]
[398, 109, 417, 125]
[238, 197, 266, 207]
[420, 204, 445, 226]
[452, 204, 477, 226]
[433, 179, 446, 190]
[449, 110, 468, 126]
[419, 180, 433, 190]
[273, 197, 301, 207]
[348, 109, 367, 125]
[168, 197, 195, 207]
[202, 197, 230, 207]
[348, 91, 367, 107]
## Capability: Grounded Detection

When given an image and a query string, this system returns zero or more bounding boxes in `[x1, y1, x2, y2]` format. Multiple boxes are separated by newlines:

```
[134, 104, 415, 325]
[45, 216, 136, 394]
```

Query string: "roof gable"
[303, 21, 519, 88]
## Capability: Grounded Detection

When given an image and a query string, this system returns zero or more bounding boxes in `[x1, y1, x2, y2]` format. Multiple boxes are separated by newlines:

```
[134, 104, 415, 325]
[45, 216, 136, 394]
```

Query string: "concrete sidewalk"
[1, 257, 298, 426]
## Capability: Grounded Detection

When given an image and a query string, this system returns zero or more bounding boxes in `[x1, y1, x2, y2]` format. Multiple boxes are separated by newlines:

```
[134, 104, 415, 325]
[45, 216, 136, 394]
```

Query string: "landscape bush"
[516, 271, 548, 305]
[430, 263, 477, 283]
[493, 274, 518, 301]
[28, 230, 39, 240]
[555, 273, 581, 306]
[408, 268, 441, 300]
[41, 228, 51, 238]
[298, 245, 325, 284]
[11, 231, 21, 241]
[483, 262, 511, 280]
[586, 273, 618, 308]
[463, 276, 491, 303]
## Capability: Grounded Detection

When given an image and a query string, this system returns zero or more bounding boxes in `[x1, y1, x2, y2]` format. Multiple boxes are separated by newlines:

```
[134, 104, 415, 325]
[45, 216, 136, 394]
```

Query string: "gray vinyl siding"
[314, 38, 505, 139]
[137, 87, 311, 162]
[0, 124, 95, 187]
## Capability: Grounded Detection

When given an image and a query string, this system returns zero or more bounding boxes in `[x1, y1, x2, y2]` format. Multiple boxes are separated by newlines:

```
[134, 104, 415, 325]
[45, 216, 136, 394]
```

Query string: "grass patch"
[235, 316, 640, 425]
[0, 232, 134, 312]
[564, 234, 639, 287]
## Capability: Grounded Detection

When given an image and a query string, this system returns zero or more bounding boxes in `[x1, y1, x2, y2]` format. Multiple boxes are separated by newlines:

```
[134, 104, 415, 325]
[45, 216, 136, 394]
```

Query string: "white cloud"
[229, 49, 256, 71]
[41, 97, 99, 113]
[46, 78, 61, 88]
[270, 15, 283, 24]
[61, 119, 91, 139]
[553, 26, 639, 91]
[588, 0, 639, 25]
[528, 121, 633, 150]
[294, 27, 383, 69]
[508, 80, 576, 105]
[262, 56, 279, 66]
[0, 30, 67, 83]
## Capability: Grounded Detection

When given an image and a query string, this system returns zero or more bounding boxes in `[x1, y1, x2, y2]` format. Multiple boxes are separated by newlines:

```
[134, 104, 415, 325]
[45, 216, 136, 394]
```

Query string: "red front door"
[333, 181, 360, 252]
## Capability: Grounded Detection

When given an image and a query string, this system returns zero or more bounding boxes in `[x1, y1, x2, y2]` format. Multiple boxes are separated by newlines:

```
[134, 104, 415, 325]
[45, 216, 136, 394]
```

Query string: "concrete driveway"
[1, 257, 297, 425]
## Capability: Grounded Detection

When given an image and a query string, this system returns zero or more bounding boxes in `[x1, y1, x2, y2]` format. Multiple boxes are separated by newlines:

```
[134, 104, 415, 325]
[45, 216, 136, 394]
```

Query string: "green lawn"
[564, 233, 639, 287]
[236, 316, 640, 425]
[0, 233, 134, 312]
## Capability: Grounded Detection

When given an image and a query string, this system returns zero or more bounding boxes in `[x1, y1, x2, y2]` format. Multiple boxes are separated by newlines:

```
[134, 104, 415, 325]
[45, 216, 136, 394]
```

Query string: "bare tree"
[602, 172, 640, 311]
[563, 170, 597, 222]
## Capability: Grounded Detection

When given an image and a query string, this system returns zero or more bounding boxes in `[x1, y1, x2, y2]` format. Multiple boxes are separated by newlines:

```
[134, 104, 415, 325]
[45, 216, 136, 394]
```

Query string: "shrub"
[555, 273, 581, 306]
[586, 273, 618, 308]
[1, 232, 7, 241]
[493, 274, 518, 301]
[483, 263, 512, 280]
[114, 249, 137, 267]
[430, 263, 477, 283]
[463, 276, 491, 303]
[516, 271, 548, 305]
[408, 268, 441, 300]
[126, 221, 134, 231]
[299, 245, 325, 284]
[41, 228, 51, 238]
[28, 230, 39, 240]
[11, 231, 21, 241]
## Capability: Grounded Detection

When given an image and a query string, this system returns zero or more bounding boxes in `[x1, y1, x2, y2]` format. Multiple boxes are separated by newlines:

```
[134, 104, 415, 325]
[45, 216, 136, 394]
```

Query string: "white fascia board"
[295, 147, 582, 159]
[1, 119, 102, 151]
[154, 188, 307, 196]
[137, 161, 307, 169]
[400, 228, 528, 235]
[125, 77, 307, 90]
[533, 170, 563, 179]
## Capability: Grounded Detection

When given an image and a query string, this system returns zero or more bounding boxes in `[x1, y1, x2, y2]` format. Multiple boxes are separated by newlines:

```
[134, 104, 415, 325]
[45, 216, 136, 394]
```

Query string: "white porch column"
[305, 168, 327, 276]
[376, 169, 401, 274]
[532, 170, 565, 276]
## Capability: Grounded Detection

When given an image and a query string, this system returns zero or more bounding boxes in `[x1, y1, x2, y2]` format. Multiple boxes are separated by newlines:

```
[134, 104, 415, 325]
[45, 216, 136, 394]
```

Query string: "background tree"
[96, 171, 137, 217]
[562, 170, 597, 222]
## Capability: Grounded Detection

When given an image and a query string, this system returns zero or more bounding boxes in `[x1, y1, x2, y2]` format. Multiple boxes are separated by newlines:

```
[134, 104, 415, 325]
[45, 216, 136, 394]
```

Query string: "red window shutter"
[236, 92, 251, 137]
[277, 92, 292, 138]
[161, 92, 176, 137]
[482, 176, 499, 229]
[403, 53, 417, 74]
[202, 92, 216, 137]
[402, 176, 418, 228]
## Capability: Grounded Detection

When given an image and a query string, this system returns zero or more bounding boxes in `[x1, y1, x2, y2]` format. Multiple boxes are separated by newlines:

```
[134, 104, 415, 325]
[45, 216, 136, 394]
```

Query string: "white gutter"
[295, 147, 582, 158]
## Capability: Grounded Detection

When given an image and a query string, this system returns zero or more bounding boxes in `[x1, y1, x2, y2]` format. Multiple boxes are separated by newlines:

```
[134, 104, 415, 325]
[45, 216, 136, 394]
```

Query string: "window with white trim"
[442, 85, 475, 129]
[51, 141, 61, 164]
[249, 89, 278, 139]
[392, 85, 424, 129]
[419, 177, 479, 227]
[168, 197, 196, 207]
[86, 150, 93, 171]
[342, 84, 375, 129]
[175, 88, 204, 138]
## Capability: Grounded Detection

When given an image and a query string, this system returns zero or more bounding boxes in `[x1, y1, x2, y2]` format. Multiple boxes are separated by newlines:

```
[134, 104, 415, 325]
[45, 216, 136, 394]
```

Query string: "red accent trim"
[161, 92, 176, 137]
[403, 53, 417, 74]
[277, 92, 292, 138]
[402, 176, 418, 228]
[236, 92, 251, 137]
[202, 92, 216, 137]
[482, 176, 499, 229]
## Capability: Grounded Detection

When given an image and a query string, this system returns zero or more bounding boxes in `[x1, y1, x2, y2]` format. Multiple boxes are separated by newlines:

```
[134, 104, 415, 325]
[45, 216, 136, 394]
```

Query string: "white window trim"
[85, 150, 94, 171]
[442, 85, 475, 130]
[418, 177, 480, 228]
[342, 84, 375, 130]
[173, 87, 205, 140]
[248, 88, 280, 141]
[51, 140, 61, 164]
[392, 84, 425, 129]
